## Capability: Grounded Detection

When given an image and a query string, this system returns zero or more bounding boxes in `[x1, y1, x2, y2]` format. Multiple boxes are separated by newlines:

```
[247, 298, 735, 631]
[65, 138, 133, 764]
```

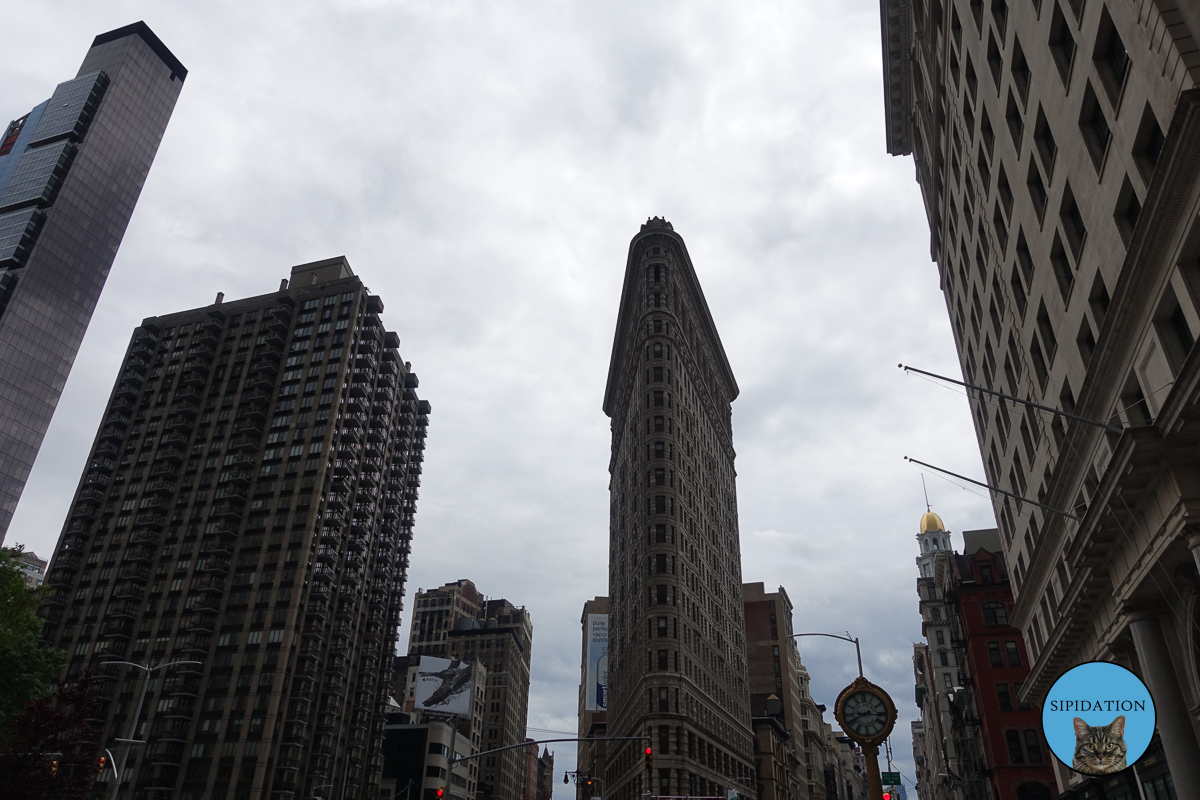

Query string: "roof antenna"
[921, 474, 931, 512]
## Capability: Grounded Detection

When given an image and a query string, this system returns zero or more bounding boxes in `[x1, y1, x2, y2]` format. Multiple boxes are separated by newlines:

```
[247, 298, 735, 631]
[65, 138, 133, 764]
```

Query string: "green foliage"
[0, 546, 64, 727]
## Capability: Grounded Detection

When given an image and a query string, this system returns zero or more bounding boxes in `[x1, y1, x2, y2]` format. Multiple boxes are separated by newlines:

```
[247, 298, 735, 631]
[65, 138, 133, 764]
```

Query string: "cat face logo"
[1072, 715, 1126, 776]
[1043, 662, 1155, 777]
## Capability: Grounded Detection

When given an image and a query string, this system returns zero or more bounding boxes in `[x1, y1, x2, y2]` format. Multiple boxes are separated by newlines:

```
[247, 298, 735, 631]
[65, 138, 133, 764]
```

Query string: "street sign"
[882, 772, 901, 785]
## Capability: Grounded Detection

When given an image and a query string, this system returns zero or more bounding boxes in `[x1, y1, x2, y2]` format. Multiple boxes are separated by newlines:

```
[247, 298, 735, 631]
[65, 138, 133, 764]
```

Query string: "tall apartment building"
[603, 217, 755, 800]
[407, 580, 533, 800]
[0, 21, 185, 541]
[880, 1, 1200, 794]
[742, 582, 805, 800]
[38, 256, 429, 799]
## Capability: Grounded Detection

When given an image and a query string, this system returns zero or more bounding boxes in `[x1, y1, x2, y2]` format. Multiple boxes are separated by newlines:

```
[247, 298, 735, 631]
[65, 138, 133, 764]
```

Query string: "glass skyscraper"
[0, 21, 186, 540]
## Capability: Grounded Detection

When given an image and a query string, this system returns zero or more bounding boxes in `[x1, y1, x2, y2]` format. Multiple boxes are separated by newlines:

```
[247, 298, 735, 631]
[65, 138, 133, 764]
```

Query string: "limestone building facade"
[603, 217, 755, 800]
[881, 0, 1200, 794]
[38, 256, 428, 798]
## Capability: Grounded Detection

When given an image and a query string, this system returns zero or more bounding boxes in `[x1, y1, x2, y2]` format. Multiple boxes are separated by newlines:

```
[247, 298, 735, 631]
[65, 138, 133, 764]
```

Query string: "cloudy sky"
[4, 0, 1002, 790]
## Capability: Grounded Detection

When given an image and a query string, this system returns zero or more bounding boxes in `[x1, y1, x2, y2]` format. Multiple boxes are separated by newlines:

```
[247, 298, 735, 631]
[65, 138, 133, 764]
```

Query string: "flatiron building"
[603, 217, 756, 800]
[0, 21, 185, 540]
[39, 256, 429, 799]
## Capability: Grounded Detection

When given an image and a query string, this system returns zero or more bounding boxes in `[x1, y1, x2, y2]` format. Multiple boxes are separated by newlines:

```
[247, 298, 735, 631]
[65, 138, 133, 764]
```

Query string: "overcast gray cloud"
[3, 1, 1002, 789]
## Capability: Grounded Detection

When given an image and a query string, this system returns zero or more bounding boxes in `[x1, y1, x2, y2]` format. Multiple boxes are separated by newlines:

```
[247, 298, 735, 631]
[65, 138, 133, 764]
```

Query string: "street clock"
[834, 676, 898, 800]
[833, 676, 897, 748]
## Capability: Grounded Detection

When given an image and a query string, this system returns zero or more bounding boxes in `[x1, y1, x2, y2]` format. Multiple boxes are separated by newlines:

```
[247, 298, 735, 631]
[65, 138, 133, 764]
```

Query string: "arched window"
[983, 602, 1009, 626]
[931, 607, 942, 621]
[653, 342, 663, 358]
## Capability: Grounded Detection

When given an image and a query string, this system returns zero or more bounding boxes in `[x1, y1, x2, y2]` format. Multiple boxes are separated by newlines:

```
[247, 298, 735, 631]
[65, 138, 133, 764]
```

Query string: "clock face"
[842, 690, 888, 738]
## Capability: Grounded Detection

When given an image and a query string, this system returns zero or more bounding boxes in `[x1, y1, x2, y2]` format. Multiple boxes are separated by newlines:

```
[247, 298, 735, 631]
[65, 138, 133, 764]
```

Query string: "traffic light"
[644, 746, 653, 768]
[50, 760, 58, 777]
[436, 788, 445, 798]
[882, 793, 890, 800]
[97, 755, 107, 775]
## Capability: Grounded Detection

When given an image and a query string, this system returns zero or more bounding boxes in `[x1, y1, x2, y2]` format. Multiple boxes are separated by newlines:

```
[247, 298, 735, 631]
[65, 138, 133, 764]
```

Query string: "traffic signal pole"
[449, 735, 650, 766]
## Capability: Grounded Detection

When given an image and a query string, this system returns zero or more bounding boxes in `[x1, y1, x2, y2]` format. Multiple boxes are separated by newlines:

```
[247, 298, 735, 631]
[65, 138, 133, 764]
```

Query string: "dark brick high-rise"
[602, 218, 755, 800]
[0, 22, 185, 541]
[39, 256, 428, 799]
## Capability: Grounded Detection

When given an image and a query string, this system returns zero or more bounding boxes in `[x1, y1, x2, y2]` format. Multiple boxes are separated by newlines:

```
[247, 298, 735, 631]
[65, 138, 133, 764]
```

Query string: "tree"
[0, 670, 103, 799]
[0, 546, 63, 726]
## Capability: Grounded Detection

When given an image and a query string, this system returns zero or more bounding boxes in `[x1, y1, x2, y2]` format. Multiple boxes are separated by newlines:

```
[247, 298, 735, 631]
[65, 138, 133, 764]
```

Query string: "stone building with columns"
[880, 0, 1200, 794]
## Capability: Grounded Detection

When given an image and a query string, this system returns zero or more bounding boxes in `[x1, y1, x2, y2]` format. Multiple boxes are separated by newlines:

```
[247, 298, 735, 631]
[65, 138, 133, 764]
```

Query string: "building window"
[655, 554, 667, 573]
[943, 673, 953, 689]
[980, 564, 994, 583]
[656, 585, 668, 604]
[935, 631, 945, 645]
[657, 618, 668, 638]
[658, 688, 669, 712]
[939, 651, 950, 666]
[1006, 730, 1025, 764]
[1023, 730, 1043, 764]
[983, 602, 1008, 626]
[1006, 641, 1022, 666]
[658, 651, 668, 670]
[997, 683, 1013, 711]
[931, 608, 941, 621]
[988, 642, 1003, 667]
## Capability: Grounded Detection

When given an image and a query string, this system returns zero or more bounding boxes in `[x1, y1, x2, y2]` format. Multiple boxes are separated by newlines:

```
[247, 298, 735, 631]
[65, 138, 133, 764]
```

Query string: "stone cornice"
[878, 0, 913, 156]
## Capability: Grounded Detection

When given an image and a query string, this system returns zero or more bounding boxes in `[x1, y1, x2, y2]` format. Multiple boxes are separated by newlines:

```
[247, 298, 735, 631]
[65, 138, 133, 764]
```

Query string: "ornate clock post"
[833, 677, 898, 800]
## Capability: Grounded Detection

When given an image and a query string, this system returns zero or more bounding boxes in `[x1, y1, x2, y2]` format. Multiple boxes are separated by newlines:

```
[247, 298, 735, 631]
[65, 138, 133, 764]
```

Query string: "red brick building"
[948, 531, 1055, 800]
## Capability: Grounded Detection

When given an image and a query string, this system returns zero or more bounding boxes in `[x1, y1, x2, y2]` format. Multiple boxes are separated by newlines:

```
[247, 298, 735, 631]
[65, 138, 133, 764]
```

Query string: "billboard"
[584, 614, 608, 711]
[413, 656, 473, 717]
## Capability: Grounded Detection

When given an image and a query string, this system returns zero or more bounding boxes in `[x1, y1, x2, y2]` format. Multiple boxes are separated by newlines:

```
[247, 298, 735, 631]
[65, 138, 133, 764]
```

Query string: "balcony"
[196, 556, 230, 575]
[115, 381, 141, 400]
[136, 496, 169, 514]
[217, 468, 252, 487]
[129, 529, 160, 546]
[194, 574, 226, 594]
[164, 415, 192, 435]
[205, 520, 240, 539]
[228, 435, 260, 453]
[184, 344, 215, 362]
[235, 419, 264, 438]
[179, 370, 207, 389]
[110, 582, 145, 601]
[182, 613, 216, 633]
[169, 400, 199, 419]
[133, 512, 168, 531]
[101, 619, 134, 639]
[212, 502, 244, 521]
[199, 539, 233, 556]
[124, 545, 155, 564]
[117, 564, 150, 582]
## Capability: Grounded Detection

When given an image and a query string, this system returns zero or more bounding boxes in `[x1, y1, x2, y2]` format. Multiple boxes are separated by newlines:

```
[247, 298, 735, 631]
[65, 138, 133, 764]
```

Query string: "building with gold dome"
[910, 511, 1056, 800]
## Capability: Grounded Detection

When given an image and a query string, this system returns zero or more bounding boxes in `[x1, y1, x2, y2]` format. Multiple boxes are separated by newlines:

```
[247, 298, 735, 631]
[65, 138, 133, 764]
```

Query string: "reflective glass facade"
[0, 22, 185, 540]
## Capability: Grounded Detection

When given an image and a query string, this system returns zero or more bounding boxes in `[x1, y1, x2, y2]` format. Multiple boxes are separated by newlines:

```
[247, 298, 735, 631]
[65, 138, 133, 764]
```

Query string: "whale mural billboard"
[414, 655, 474, 716]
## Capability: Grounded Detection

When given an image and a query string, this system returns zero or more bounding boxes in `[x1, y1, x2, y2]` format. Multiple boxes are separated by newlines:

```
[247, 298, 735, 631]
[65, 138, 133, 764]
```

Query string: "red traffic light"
[97, 756, 107, 774]
[645, 747, 652, 755]
[882, 794, 891, 800]
[436, 789, 445, 798]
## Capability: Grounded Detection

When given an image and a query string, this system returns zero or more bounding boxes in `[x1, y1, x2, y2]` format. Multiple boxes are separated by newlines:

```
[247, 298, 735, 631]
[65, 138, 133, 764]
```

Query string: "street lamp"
[313, 782, 336, 799]
[104, 659, 202, 800]
[790, 632, 863, 678]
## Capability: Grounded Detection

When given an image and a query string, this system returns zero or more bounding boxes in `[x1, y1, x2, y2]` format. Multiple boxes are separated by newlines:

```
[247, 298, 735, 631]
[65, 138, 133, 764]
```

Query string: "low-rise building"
[17, 549, 45, 586]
